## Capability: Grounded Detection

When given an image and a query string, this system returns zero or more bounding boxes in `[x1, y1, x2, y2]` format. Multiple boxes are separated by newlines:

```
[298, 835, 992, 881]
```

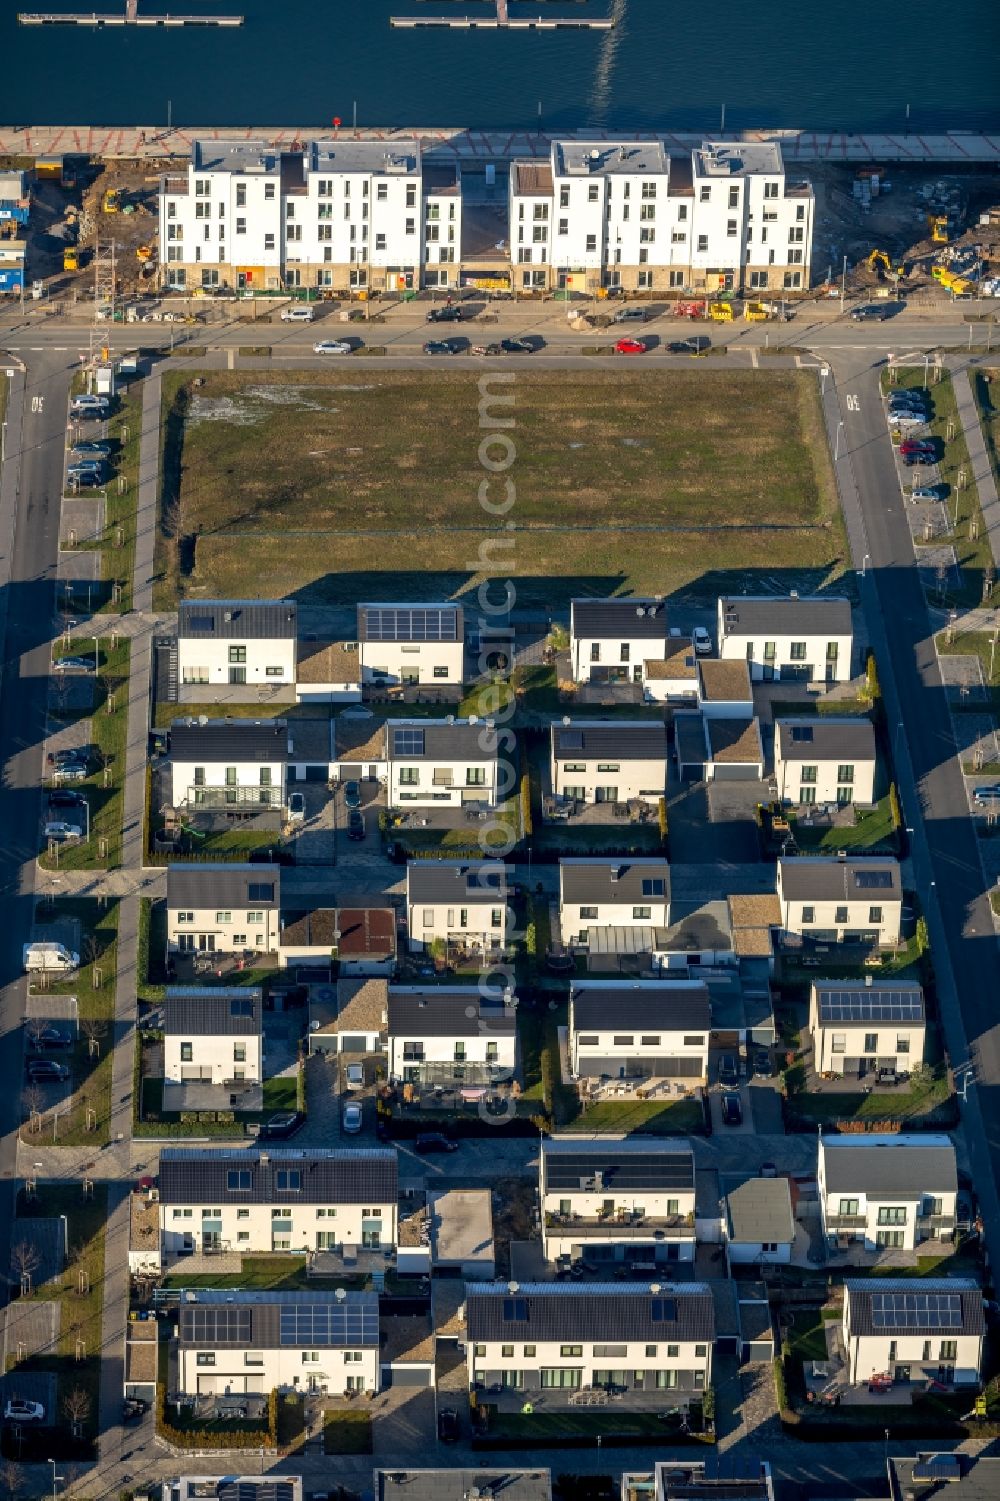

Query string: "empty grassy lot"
[154, 368, 846, 610]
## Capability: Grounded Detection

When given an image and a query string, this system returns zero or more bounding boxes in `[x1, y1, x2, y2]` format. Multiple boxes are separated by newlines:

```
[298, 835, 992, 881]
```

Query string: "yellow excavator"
[929, 215, 951, 244]
[867, 248, 906, 280]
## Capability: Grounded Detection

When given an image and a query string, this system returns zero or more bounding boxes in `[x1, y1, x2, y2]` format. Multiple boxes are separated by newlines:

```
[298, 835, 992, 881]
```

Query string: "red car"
[899, 439, 936, 456]
[615, 337, 648, 355]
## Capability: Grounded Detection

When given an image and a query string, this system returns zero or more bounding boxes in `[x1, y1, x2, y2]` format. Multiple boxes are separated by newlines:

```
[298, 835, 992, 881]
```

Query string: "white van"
[70, 394, 110, 418]
[280, 305, 315, 322]
[23, 942, 80, 974]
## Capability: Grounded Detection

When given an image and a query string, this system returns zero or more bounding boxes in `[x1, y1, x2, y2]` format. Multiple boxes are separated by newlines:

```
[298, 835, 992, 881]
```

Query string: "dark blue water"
[2, 0, 998, 132]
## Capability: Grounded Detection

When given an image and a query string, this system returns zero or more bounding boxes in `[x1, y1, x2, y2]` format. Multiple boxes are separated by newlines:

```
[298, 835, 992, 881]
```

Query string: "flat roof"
[308, 140, 421, 175]
[707, 717, 763, 766]
[698, 659, 752, 703]
[376, 1473, 551, 1501]
[428, 1187, 494, 1268]
[554, 140, 669, 177]
[694, 140, 784, 178]
[511, 160, 553, 196]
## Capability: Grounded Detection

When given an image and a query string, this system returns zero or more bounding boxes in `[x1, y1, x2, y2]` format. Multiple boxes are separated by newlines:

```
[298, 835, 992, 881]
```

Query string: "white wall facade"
[775, 749, 876, 807]
[569, 1027, 708, 1082]
[178, 636, 296, 688]
[468, 1334, 711, 1398]
[359, 637, 465, 687]
[389, 755, 497, 810]
[552, 754, 665, 805]
[572, 632, 666, 684]
[163, 1032, 262, 1085]
[842, 1323, 980, 1387]
[167, 904, 281, 955]
[541, 1182, 695, 1263]
[559, 897, 671, 947]
[387, 1030, 517, 1079]
[161, 1198, 397, 1260]
[717, 616, 852, 685]
[178, 1342, 379, 1397]
[406, 900, 508, 954]
[171, 757, 286, 809]
[809, 1006, 925, 1075]
[776, 891, 902, 947]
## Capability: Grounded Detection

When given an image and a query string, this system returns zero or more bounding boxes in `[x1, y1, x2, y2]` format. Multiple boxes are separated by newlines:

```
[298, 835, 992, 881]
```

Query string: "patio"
[161, 1078, 263, 1112]
[478, 1383, 702, 1415]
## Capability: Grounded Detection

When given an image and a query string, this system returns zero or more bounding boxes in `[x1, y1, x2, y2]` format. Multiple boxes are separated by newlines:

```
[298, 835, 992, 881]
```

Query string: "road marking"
[845, 394, 861, 412]
[52, 346, 68, 352]
[29, 346, 43, 351]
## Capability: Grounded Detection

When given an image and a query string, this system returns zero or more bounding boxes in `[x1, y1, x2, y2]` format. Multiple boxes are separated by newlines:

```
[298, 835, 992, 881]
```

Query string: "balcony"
[544, 1212, 694, 1241]
[474, 1379, 705, 1415]
[917, 1213, 957, 1235]
[824, 1213, 868, 1231]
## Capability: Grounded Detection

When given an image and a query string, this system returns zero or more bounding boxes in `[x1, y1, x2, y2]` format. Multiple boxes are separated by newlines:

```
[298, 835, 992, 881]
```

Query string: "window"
[533, 225, 548, 244]
[639, 228, 655, 245]
[474, 1345, 486, 1358]
[640, 203, 655, 222]
[228, 645, 247, 664]
[277, 1170, 302, 1191]
[177, 910, 194, 923]
[376, 182, 388, 200]
[789, 641, 807, 661]
[696, 234, 708, 252]
[234, 1043, 246, 1063]
[302, 1352, 320, 1364]
[264, 233, 275, 251]
[638, 270, 652, 288]
[588, 185, 599, 203]
[699, 186, 710, 203]
[491, 909, 503, 929]
[560, 1345, 583, 1357]
[869, 905, 884, 925]
[237, 1207, 249, 1220]
[577, 1036, 599, 1047]
[524, 1344, 536, 1357]
[264, 183, 275, 200]
[831, 1034, 846, 1054]
[593, 1345, 628, 1358]
[196, 1353, 216, 1367]
[695, 1345, 708, 1358]
[939, 1340, 958, 1361]
[597, 763, 620, 774]
[245, 1352, 264, 1366]
[801, 906, 815, 924]
[612, 1035, 634, 1047]
[669, 270, 685, 287]
[800, 765, 817, 783]
[375, 233, 386, 251]
[877, 1206, 907, 1225]
[559, 185, 570, 208]
[501, 1344, 514, 1358]
[227, 1170, 251, 1191]
[579, 906, 598, 921]
[800, 786, 817, 805]
[399, 768, 419, 785]
[216, 910, 232, 923]
[864, 1033, 878, 1054]
[837, 765, 855, 784]
[641, 1035, 661, 1047]
[726, 219, 737, 237]
[764, 182, 779, 199]
[247, 911, 263, 925]
[632, 906, 652, 921]
[683, 1035, 705, 1047]
[180, 1042, 193, 1062]
[173, 1209, 192, 1219]
[749, 270, 768, 289]
[783, 271, 802, 289]
[788, 226, 804, 244]
[896, 1035, 910, 1054]
[834, 906, 849, 925]
[466, 768, 486, 786]
[585, 234, 597, 253]
[671, 231, 687, 245]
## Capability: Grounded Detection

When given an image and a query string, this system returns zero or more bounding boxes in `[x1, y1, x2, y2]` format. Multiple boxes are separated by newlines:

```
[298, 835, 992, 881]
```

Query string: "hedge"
[156, 1387, 275, 1451]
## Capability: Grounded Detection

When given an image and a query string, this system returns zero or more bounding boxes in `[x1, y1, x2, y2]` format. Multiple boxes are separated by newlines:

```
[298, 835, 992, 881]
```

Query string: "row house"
[333, 717, 500, 809]
[176, 599, 297, 690]
[158, 1147, 398, 1261]
[717, 594, 853, 684]
[808, 978, 926, 1077]
[818, 1135, 957, 1253]
[405, 860, 509, 955]
[163, 988, 263, 1086]
[168, 717, 290, 811]
[776, 856, 902, 947]
[166, 864, 281, 956]
[569, 597, 669, 685]
[540, 1136, 696, 1266]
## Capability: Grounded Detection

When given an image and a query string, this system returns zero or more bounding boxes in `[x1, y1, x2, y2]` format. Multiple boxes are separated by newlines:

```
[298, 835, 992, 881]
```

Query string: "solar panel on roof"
[561, 731, 584, 751]
[818, 988, 923, 1023]
[790, 725, 813, 743]
[278, 1301, 376, 1347]
[365, 606, 458, 642]
[911, 1457, 962, 1482]
[651, 1297, 678, 1323]
[504, 1297, 528, 1321]
[868, 1290, 962, 1330]
[393, 728, 425, 757]
[854, 869, 893, 889]
[188, 614, 216, 633]
[186, 1306, 252, 1343]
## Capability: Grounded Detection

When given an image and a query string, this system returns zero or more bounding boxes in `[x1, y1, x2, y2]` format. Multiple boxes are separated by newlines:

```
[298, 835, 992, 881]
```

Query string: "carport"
[674, 711, 709, 779]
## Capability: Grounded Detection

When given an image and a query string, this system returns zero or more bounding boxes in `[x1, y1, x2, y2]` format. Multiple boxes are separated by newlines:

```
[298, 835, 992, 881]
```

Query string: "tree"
[0, 1458, 23, 1501]
[81, 1016, 107, 1058]
[62, 1387, 92, 1437]
[10, 1240, 41, 1295]
[22, 1084, 44, 1134]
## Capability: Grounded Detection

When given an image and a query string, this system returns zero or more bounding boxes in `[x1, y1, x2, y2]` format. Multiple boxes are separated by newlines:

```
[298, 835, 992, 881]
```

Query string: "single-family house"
[775, 856, 902, 946]
[808, 979, 926, 1076]
[168, 717, 290, 810]
[465, 1282, 714, 1410]
[559, 857, 671, 949]
[721, 1173, 795, 1265]
[540, 1136, 696, 1265]
[717, 594, 853, 684]
[568, 980, 710, 1087]
[841, 1279, 983, 1388]
[818, 1135, 957, 1252]
[387, 985, 517, 1087]
[405, 860, 509, 955]
[176, 598, 297, 689]
[642, 636, 700, 705]
[163, 987, 263, 1085]
[385, 718, 500, 809]
[550, 720, 667, 806]
[158, 1146, 398, 1260]
[278, 905, 396, 975]
[774, 718, 877, 807]
[357, 602, 465, 687]
[166, 864, 281, 956]
[175, 1288, 380, 1397]
[570, 597, 669, 684]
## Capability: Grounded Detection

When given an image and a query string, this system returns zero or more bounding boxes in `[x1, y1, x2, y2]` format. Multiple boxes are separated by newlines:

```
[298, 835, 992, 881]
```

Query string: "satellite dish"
[198, 715, 208, 726]
[650, 1282, 662, 1295]
[636, 606, 646, 617]
[335, 1286, 347, 1302]
[562, 715, 571, 726]
[589, 149, 600, 161]
[507, 1280, 519, 1294]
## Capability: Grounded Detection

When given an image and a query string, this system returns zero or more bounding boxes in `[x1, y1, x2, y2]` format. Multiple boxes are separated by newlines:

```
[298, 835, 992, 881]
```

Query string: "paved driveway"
[668, 776, 762, 864]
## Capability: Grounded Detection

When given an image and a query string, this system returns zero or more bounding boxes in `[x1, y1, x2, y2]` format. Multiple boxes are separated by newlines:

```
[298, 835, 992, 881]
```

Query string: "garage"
[674, 712, 709, 780]
[705, 718, 765, 781]
[382, 1363, 434, 1388]
[710, 763, 760, 782]
[300, 764, 329, 783]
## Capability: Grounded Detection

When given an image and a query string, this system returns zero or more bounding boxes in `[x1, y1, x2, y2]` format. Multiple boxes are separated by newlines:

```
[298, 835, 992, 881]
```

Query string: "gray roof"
[177, 1288, 379, 1349]
[560, 858, 670, 907]
[387, 719, 497, 762]
[776, 716, 876, 762]
[555, 141, 669, 177]
[889, 1455, 1000, 1501]
[719, 594, 852, 638]
[844, 1279, 983, 1338]
[778, 856, 901, 902]
[542, 1137, 694, 1194]
[723, 1175, 794, 1246]
[571, 598, 669, 640]
[163, 988, 262, 1037]
[177, 599, 297, 640]
[820, 1135, 956, 1195]
[551, 720, 667, 761]
[406, 860, 508, 905]
[376, 1473, 551, 1501]
[191, 141, 283, 175]
[173, 1483, 303, 1501]
[466, 1282, 714, 1343]
[159, 1147, 397, 1206]
[570, 981, 710, 1033]
[814, 980, 925, 1026]
[167, 863, 280, 910]
[357, 603, 463, 643]
[308, 139, 421, 175]
[387, 987, 516, 1038]
[169, 718, 289, 763]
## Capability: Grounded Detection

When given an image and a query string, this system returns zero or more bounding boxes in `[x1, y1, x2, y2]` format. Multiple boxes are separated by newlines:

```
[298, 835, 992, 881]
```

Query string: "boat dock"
[391, 0, 615, 28]
[18, 8, 243, 24]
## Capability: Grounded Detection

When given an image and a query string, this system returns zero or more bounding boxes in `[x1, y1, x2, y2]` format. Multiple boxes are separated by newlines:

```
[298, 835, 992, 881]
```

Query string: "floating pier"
[19, 8, 243, 24]
[391, 0, 615, 28]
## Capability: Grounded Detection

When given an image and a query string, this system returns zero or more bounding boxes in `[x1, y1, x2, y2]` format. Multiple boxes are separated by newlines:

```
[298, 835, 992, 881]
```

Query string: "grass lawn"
[937, 629, 1000, 728]
[154, 368, 846, 610]
[40, 639, 130, 871]
[482, 1409, 695, 1442]
[323, 1409, 373, 1454]
[784, 1308, 835, 1365]
[262, 1075, 298, 1112]
[789, 794, 897, 853]
[786, 1064, 953, 1127]
[565, 1096, 705, 1135]
[24, 898, 119, 1145]
[13, 1181, 108, 1451]
[137, 896, 168, 1003]
[160, 1255, 350, 1292]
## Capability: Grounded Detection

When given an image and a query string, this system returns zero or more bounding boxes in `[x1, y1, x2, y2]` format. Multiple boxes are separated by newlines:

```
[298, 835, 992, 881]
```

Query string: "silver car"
[281, 305, 315, 322]
[313, 340, 352, 356]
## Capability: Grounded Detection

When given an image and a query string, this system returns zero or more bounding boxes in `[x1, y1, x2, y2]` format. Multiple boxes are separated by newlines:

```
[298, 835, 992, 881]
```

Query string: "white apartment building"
[406, 860, 509, 954]
[841, 1279, 983, 1388]
[158, 1147, 398, 1260]
[508, 139, 813, 294]
[176, 599, 297, 690]
[540, 1137, 696, 1265]
[568, 981, 710, 1086]
[168, 717, 290, 810]
[385, 718, 499, 810]
[356, 602, 465, 686]
[569, 598, 669, 685]
[809, 979, 926, 1076]
[175, 1289, 380, 1397]
[166, 864, 281, 955]
[774, 718, 877, 807]
[558, 858, 671, 948]
[386, 986, 517, 1086]
[465, 1283, 714, 1408]
[818, 1136, 957, 1253]
[550, 720, 667, 806]
[776, 856, 902, 947]
[717, 595, 853, 685]
[162, 988, 263, 1085]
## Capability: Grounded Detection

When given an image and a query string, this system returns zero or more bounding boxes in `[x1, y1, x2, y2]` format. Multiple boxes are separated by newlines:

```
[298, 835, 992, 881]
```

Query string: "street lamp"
[839, 254, 848, 313]
[48, 1460, 63, 1500]
[834, 420, 846, 460]
[861, 553, 871, 577]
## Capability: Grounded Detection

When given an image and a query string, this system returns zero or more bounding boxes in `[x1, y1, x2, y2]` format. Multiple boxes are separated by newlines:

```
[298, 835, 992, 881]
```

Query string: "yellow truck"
[744, 301, 770, 322]
[62, 247, 79, 272]
[102, 189, 120, 215]
[929, 215, 950, 244]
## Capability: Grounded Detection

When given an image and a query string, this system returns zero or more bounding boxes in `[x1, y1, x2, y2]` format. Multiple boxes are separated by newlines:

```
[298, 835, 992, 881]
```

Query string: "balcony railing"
[825, 1213, 868, 1230]
[545, 1212, 694, 1240]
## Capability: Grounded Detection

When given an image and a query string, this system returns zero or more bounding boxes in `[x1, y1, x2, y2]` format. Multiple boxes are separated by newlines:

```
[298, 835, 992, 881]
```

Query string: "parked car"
[122, 1397, 149, 1422]
[48, 790, 86, 809]
[342, 1102, 363, 1134]
[43, 821, 83, 842]
[70, 394, 110, 417]
[345, 1062, 364, 1090]
[25, 1059, 70, 1082]
[972, 783, 1000, 803]
[70, 440, 112, 457]
[717, 1053, 739, 1087]
[753, 1049, 772, 1078]
[67, 466, 105, 487]
[692, 626, 712, 655]
[899, 439, 937, 456]
[910, 484, 947, 502]
[347, 809, 365, 841]
[498, 338, 533, 354]
[313, 340, 353, 356]
[668, 337, 709, 354]
[427, 306, 463, 323]
[423, 339, 462, 355]
[258, 1110, 305, 1140]
[3, 1400, 45, 1423]
[48, 748, 88, 767]
[343, 780, 362, 809]
[615, 337, 648, 355]
[52, 655, 95, 673]
[28, 1027, 72, 1052]
[891, 412, 927, 430]
[414, 1132, 459, 1154]
[613, 307, 647, 323]
[51, 763, 87, 783]
[287, 791, 305, 824]
[888, 392, 930, 410]
[721, 1091, 743, 1126]
[851, 304, 888, 321]
[437, 1407, 460, 1442]
[280, 305, 315, 322]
